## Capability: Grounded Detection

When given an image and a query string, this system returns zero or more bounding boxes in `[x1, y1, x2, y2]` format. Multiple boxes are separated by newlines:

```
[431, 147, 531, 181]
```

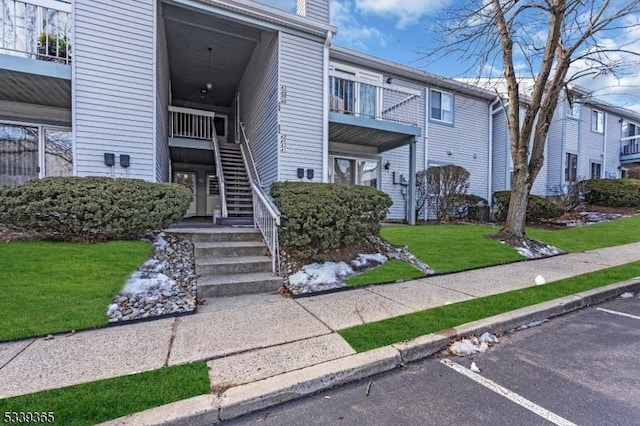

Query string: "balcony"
[0, 0, 72, 64]
[328, 75, 422, 152]
[620, 135, 640, 164]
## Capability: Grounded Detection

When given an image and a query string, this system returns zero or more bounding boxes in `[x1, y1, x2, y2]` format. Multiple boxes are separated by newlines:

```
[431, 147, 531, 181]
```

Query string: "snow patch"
[448, 334, 498, 356]
[288, 261, 354, 294]
[351, 253, 387, 270]
[619, 292, 635, 299]
[122, 272, 176, 295]
[470, 362, 481, 373]
[516, 319, 549, 330]
[153, 232, 168, 251]
[515, 240, 563, 259]
[535, 275, 546, 285]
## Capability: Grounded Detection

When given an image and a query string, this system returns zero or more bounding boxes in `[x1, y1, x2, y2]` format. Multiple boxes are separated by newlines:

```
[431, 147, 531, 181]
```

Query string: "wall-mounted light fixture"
[384, 161, 391, 170]
[386, 77, 393, 84]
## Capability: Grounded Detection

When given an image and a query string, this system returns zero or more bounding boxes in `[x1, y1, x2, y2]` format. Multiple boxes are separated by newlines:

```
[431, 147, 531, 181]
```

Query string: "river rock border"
[107, 233, 197, 323]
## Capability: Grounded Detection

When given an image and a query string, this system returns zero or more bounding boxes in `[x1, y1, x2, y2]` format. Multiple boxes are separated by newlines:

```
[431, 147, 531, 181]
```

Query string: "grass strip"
[527, 214, 640, 252]
[339, 261, 640, 352]
[381, 224, 524, 273]
[0, 363, 210, 426]
[346, 259, 426, 287]
[0, 241, 152, 341]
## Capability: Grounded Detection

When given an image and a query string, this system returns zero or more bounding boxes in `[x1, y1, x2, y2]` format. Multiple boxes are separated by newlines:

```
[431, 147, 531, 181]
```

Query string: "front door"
[173, 172, 197, 217]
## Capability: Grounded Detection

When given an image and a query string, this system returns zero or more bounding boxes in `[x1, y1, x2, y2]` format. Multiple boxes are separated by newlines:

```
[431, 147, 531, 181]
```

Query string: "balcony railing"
[329, 76, 421, 127]
[0, 0, 72, 64]
[620, 135, 640, 156]
[169, 106, 217, 140]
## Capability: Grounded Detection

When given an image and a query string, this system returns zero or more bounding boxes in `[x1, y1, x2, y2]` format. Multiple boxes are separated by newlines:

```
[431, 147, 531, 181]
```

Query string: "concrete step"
[197, 272, 282, 297]
[216, 216, 254, 226]
[166, 228, 262, 242]
[196, 256, 272, 275]
[194, 241, 268, 257]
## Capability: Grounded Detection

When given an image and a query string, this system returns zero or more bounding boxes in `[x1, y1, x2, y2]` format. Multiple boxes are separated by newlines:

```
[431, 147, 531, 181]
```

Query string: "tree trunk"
[500, 169, 531, 239]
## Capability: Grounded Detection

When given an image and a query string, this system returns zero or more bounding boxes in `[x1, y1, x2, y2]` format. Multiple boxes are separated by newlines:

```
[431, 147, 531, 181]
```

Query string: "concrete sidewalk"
[1, 242, 640, 416]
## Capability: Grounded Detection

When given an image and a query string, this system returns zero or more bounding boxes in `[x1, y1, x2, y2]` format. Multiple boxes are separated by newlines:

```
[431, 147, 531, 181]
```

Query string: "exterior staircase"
[218, 142, 253, 225]
[166, 227, 282, 297]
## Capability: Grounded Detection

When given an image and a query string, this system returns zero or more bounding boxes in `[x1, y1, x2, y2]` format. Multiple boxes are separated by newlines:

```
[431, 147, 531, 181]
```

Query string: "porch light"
[384, 161, 391, 170]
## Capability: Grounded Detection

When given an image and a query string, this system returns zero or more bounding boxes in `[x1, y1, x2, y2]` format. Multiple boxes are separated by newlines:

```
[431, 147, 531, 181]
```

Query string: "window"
[566, 100, 580, 119]
[591, 110, 604, 133]
[590, 162, 601, 179]
[330, 156, 379, 188]
[430, 90, 453, 123]
[565, 153, 577, 182]
[0, 123, 72, 189]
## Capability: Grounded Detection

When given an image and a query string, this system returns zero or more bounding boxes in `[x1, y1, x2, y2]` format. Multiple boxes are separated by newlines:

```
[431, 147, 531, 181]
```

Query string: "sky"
[259, 0, 640, 113]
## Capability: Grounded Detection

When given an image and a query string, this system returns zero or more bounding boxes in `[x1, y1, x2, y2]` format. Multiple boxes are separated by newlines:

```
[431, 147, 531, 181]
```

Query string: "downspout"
[577, 105, 582, 179]
[322, 30, 332, 182]
[489, 97, 501, 202]
[423, 87, 429, 220]
[602, 112, 607, 178]
[561, 101, 567, 187]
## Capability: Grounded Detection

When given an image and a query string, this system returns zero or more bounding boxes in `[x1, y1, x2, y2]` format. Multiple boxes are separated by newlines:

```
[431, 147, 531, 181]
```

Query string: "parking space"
[225, 295, 640, 425]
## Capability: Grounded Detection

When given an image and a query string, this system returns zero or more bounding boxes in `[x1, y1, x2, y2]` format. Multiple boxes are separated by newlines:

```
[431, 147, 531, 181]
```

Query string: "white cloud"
[354, 0, 449, 28]
[331, 0, 387, 50]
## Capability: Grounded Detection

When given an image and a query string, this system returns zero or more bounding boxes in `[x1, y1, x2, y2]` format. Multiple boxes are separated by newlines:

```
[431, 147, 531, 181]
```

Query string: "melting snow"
[619, 292, 635, 299]
[470, 362, 481, 373]
[351, 253, 387, 270]
[535, 275, 546, 285]
[122, 272, 175, 295]
[515, 241, 563, 259]
[449, 334, 498, 356]
[516, 319, 549, 330]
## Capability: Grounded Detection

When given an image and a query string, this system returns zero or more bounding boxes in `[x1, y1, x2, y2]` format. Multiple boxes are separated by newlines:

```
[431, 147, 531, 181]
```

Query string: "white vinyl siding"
[591, 109, 604, 133]
[236, 32, 279, 187]
[278, 32, 324, 182]
[491, 108, 508, 192]
[296, 0, 330, 22]
[428, 93, 489, 201]
[73, 0, 155, 180]
[580, 106, 605, 181]
[155, 3, 170, 182]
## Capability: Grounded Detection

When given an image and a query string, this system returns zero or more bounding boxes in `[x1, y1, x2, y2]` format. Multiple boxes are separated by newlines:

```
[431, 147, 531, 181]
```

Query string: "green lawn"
[0, 363, 211, 426]
[527, 214, 640, 252]
[346, 259, 425, 287]
[381, 224, 524, 274]
[0, 241, 152, 341]
[340, 261, 640, 352]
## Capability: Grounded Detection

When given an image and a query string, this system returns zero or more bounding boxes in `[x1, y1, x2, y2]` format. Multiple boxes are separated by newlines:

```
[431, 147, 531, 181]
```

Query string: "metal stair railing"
[239, 122, 281, 273]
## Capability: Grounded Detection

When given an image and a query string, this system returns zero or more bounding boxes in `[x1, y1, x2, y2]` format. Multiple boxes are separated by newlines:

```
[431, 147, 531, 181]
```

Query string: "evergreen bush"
[271, 182, 392, 259]
[582, 179, 640, 207]
[0, 177, 192, 241]
[493, 191, 565, 222]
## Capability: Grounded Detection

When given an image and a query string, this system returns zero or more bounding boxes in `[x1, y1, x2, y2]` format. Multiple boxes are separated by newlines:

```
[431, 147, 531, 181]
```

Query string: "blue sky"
[260, 0, 640, 112]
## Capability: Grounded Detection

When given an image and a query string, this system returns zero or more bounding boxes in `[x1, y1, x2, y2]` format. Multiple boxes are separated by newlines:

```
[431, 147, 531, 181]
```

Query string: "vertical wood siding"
[278, 32, 325, 182]
[73, 0, 155, 180]
[236, 32, 279, 187]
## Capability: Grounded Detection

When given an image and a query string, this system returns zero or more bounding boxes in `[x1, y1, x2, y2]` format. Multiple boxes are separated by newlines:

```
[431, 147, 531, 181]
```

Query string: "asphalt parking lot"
[225, 294, 640, 425]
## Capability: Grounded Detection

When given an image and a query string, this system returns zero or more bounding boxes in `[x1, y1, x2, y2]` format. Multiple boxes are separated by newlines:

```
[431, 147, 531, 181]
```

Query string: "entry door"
[173, 172, 197, 217]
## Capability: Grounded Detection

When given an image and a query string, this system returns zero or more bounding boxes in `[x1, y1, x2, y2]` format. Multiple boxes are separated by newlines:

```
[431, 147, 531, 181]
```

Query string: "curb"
[100, 279, 640, 425]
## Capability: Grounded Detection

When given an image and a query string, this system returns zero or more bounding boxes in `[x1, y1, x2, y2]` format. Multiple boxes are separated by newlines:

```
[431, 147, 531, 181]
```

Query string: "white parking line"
[596, 308, 640, 320]
[441, 358, 577, 426]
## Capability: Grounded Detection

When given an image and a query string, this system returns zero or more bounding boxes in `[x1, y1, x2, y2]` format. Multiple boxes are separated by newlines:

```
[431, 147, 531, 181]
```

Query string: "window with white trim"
[430, 90, 453, 123]
[566, 100, 580, 119]
[591, 109, 604, 133]
[329, 156, 380, 188]
[565, 153, 577, 182]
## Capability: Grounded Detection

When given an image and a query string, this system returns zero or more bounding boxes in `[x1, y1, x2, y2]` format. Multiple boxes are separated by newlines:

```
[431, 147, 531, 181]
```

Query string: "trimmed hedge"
[493, 190, 565, 222]
[582, 178, 640, 207]
[271, 182, 392, 259]
[0, 177, 192, 241]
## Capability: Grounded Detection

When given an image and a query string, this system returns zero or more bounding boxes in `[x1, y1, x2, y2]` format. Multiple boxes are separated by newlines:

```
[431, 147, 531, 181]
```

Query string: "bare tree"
[429, 0, 640, 246]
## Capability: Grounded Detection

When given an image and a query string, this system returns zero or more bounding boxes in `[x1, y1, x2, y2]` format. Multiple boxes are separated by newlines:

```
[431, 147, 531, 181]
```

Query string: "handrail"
[251, 181, 281, 273]
[212, 133, 228, 218]
[239, 122, 261, 187]
[168, 105, 216, 118]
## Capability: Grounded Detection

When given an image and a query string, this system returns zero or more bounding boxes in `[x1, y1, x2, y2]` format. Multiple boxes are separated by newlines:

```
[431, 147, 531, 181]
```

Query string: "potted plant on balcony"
[37, 32, 70, 62]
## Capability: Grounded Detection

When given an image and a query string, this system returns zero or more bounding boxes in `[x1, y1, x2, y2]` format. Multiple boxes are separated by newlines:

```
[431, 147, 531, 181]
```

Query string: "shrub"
[581, 178, 640, 207]
[271, 182, 392, 259]
[493, 190, 565, 222]
[0, 177, 192, 241]
[456, 194, 490, 221]
[425, 165, 470, 222]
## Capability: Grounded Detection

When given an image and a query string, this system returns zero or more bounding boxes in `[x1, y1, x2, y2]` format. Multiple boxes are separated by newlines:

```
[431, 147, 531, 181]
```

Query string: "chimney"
[296, 0, 330, 23]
